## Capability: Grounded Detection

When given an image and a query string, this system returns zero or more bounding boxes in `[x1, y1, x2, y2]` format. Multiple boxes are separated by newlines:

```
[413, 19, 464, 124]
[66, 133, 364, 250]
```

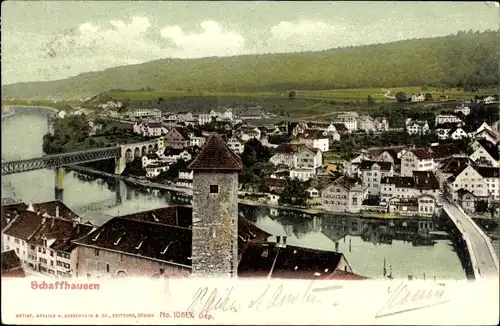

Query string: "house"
[321, 176, 368, 213]
[239, 127, 261, 142]
[454, 104, 471, 116]
[411, 93, 425, 102]
[388, 198, 419, 215]
[164, 127, 190, 149]
[400, 148, 435, 177]
[469, 139, 499, 167]
[266, 178, 287, 192]
[417, 194, 438, 216]
[189, 136, 206, 148]
[133, 121, 168, 137]
[270, 170, 289, 180]
[145, 162, 170, 178]
[270, 144, 305, 168]
[435, 156, 469, 188]
[176, 169, 193, 189]
[374, 117, 390, 132]
[435, 123, 457, 140]
[197, 113, 212, 125]
[1, 250, 25, 277]
[448, 165, 499, 201]
[380, 176, 415, 204]
[359, 161, 394, 195]
[226, 136, 245, 154]
[357, 115, 375, 132]
[343, 153, 371, 178]
[430, 142, 464, 162]
[456, 189, 478, 213]
[435, 114, 462, 126]
[334, 112, 359, 132]
[267, 190, 281, 204]
[483, 96, 497, 104]
[163, 148, 192, 164]
[289, 169, 316, 181]
[405, 118, 430, 136]
[448, 126, 469, 140]
[367, 146, 405, 166]
[177, 111, 193, 122]
[293, 147, 323, 171]
[295, 129, 329, 152]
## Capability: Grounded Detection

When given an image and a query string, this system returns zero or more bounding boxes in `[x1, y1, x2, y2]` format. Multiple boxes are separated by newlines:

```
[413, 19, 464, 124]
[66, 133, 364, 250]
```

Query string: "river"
[1, 110, 466, 279]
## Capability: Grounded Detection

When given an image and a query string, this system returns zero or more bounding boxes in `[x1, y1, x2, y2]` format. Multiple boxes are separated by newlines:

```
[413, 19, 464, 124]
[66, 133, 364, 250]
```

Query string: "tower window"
[210, 185, 219, 194]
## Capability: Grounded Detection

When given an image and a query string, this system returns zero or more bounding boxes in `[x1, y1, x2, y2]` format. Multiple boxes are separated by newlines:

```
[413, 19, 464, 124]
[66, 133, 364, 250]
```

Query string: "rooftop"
[188, 133, 243, 171]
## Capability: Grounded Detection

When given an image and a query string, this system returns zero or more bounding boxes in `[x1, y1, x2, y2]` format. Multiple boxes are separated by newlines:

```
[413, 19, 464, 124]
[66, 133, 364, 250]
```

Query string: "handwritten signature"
[186, 281, 343, 314]
[376, 281, 448, 318]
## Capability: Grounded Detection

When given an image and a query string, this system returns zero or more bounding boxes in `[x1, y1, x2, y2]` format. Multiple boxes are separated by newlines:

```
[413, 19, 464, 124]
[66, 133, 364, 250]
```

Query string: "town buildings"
[405, 118, 430, 135]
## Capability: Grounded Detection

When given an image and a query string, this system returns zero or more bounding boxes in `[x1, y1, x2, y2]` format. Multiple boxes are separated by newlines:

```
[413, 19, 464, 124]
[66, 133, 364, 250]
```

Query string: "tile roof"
[3, 210, 45, 240]
[147, 122, 163, 129]
[119, 206, 192, 228]
[410, 148, 435, 160]
[1, 250, 25, 277]
[274, 143, 305, 154]
[476, 138, 500, 161]
[412, 171, 440, 190]
[298, 129, 327, 140]
[297, 146, 320, 155]
[237, 241, 348, 280]
[74, 218, 193, 267]
[29, 217, 94, 253]
[359, 160, 393, 171]
[1, 202, 27, 229]
[266, 178, 287, 188]
[431, 143, 464, 159]
[163, 147, 185, 156]
[332, 123, 348, 132]
[31, 200, 79, 220]
[187, 133, 243, 171]
[334, 176, 359, 192]
[381, 176, 415, 188]
[474, 166, 500, 178]
[439, 156, 469, 174]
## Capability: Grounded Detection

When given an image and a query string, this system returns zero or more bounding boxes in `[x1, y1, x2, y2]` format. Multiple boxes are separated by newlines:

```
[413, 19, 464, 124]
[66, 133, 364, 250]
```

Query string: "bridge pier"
[115, 156, 126, 175]
[54, 167, 65, 202]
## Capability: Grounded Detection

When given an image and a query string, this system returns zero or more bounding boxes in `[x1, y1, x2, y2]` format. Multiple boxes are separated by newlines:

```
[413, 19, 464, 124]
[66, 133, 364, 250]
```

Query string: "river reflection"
[240, 206, 466, 280]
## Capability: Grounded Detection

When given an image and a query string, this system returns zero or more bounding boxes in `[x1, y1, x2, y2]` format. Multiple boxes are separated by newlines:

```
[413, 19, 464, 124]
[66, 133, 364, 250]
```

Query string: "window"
[50, 251, 54, 257]
[7, 236, 11, 241]
[16, 248, 20, 254]
[106, 264, 110, 273]
[120, 254, 124, 262]
[94, 249, 100, 256]
[57, 261, 62, 267]
[15, 239, 20, 244]
[210, 185, 219, 194]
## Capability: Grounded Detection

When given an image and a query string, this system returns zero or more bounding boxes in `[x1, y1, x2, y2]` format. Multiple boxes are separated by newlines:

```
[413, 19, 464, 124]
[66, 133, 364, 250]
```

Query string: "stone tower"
[187, 132, 243, 278]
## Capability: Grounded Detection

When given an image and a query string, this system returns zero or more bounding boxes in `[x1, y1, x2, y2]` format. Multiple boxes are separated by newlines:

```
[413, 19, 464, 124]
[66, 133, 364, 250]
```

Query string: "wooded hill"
[2, 30, 499, 100]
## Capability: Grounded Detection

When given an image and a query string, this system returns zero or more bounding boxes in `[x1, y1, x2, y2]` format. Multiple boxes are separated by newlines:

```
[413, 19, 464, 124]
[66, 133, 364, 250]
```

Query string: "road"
[441, 199, 499, 280]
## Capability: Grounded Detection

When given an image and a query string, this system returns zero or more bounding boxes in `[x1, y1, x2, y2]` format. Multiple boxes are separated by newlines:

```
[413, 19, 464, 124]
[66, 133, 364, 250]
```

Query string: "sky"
[2, 1, 499, 85]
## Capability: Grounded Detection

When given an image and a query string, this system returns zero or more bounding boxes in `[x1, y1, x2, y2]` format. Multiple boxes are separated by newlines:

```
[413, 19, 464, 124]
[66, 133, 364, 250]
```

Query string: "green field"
[2, 30, 498, 101]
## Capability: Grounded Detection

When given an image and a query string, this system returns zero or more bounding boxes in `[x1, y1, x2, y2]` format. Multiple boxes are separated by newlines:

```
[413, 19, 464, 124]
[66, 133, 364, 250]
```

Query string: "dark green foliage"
[279, 178, 310, 206]
[395, 91, 409, 102]
[155, 159, 188, 181]
[475, 200, 489, 213]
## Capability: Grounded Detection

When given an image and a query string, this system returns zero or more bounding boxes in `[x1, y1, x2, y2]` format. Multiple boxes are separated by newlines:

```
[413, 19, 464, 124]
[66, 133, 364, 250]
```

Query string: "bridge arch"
[134, 147, 141, 158]
[142, 146, 147, 156]
[125, 148, 134, 162]
[148, 144, 154, 153]
[154, 143, 158, 150]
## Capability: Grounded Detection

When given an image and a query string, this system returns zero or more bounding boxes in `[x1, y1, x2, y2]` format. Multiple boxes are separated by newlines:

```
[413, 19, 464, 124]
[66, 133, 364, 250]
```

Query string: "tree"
[424, 93, 433, 101]
[475, 200, 489, 214]
[367, 95, 375, 105]
[279, 178, 310, 206]
[288, 90, 296, 100]
[395, 91, 409, 103]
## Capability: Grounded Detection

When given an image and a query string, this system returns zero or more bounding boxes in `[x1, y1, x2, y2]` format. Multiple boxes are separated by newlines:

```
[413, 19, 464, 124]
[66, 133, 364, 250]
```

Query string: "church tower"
[187, 133, 243, 278]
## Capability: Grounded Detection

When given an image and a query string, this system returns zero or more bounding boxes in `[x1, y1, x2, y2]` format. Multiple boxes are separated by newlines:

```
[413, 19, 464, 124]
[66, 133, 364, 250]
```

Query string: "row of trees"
[42, 115, 90, 154]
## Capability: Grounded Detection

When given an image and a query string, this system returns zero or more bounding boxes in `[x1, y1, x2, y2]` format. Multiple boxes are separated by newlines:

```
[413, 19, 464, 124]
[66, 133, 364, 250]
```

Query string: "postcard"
[1, 1, 499, 325]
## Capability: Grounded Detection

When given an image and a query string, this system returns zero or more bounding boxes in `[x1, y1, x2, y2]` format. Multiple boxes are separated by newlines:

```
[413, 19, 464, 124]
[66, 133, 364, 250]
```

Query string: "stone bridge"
[115, 137, 164, 174]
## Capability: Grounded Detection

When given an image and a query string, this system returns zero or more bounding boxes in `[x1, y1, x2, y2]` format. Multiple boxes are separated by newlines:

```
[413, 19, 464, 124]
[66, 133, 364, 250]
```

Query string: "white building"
[289, 169, 316, 181]
[133, 121, 168, 137]
[373, 117, 390, 132]
[405, 118, 430, 136]
[359, 161, 394, 195]
[176, 169, 193, 189]
[400, 148, 435, 177]
[294, 147, 323, 171]
[411, 93, 425, 102]
[448, 165, 499, 201]
[270, 144, 304, 168]
[226, 136, 245, 154]
[435, 115, 462, 126]
[334, 112, 359, 132]
[449, 126, 469, 140]
[380, 172, 440, 205]
[483, 96, 497, 104]
[198, 114, 212, 125]
[357, 116, 375, 132]
[296, 130, 329, 152]
[190, 136, 206, 148]
[321, 176, 368, 213]
[454, 105, 471, 116]
[469, 139, 499, 167]
[145, 163, 170, 178]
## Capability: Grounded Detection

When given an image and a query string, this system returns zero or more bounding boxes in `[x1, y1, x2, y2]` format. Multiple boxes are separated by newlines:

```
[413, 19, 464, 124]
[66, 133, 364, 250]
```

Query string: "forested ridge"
[3, 30, 499, 100]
